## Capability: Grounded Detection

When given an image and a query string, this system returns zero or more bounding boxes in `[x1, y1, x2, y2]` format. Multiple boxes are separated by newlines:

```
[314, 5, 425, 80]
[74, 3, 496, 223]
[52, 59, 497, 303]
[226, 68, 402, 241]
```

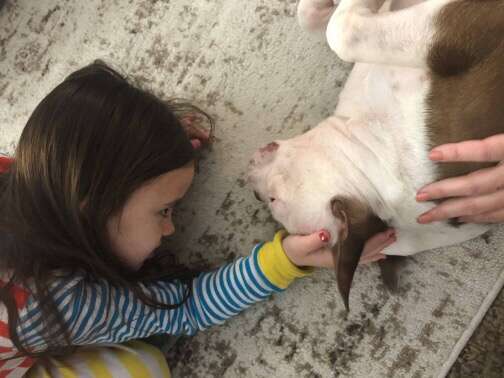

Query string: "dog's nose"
[250, 141, 280, 166]
[249, 141, 280, 171]
[259, 142, 279, 154]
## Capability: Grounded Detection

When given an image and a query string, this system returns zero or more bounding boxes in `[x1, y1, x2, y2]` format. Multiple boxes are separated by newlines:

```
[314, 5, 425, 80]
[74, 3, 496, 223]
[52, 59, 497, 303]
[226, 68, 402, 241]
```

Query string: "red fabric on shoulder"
[0, 156, 36, 374]
[0, 157, 13, 174]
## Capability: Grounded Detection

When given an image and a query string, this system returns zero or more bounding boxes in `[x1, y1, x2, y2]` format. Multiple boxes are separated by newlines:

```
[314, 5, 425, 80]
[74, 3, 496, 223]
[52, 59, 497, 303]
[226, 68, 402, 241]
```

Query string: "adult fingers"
[417, 164, 504, 201]
[359, 229, 396, 265]
[430, 134, 504, 162]
[359, 252, 387, 265]
[459, 208, 504, 223]
[417, 190, 504, 223]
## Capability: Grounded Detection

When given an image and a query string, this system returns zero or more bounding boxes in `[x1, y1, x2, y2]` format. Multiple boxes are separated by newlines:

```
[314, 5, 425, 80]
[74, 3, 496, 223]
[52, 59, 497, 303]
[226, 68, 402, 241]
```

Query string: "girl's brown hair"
[0, 61, 211, 358]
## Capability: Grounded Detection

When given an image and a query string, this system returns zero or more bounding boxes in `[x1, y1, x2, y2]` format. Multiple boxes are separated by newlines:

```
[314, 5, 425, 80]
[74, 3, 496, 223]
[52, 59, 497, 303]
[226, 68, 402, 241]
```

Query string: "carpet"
[1, 1, 503, 376]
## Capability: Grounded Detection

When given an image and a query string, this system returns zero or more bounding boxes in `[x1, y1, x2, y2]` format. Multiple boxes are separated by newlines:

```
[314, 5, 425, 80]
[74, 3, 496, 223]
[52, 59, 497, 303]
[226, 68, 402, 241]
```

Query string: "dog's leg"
[326, 0, 456, 67]
[297, 0, 338, 31]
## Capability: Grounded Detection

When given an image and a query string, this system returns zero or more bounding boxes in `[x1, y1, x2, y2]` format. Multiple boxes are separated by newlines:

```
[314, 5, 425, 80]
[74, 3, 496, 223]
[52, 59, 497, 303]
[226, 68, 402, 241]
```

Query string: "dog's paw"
[297, 0, 339, 31]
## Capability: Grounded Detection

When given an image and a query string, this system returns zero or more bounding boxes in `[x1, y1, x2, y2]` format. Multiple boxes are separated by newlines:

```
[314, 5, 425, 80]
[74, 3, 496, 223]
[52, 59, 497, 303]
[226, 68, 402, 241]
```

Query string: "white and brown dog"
[247, 0, 504, 309]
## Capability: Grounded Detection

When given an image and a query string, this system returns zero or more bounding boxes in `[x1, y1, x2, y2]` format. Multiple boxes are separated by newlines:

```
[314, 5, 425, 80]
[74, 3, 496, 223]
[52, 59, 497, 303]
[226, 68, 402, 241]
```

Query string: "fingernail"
[416, 192, 429, 202]
[429, 150, 443, 161]
[191, 139, 202, 149]
[319, 230, 330, 242]
[417, 214, 430, 224]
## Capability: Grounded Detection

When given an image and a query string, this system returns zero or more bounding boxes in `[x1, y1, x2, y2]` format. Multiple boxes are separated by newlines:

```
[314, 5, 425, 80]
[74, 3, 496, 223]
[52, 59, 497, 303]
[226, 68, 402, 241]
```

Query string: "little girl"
[0, 61, 333, 377]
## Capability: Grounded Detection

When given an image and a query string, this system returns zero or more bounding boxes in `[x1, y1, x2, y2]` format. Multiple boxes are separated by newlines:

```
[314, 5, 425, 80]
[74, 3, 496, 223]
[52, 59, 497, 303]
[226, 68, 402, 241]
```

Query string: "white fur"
[248, 0, 490, 255]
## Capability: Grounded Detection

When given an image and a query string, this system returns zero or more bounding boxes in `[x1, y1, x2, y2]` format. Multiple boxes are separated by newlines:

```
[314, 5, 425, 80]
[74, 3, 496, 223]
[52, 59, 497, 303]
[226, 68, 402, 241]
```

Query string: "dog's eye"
[269, 197, 275, 202]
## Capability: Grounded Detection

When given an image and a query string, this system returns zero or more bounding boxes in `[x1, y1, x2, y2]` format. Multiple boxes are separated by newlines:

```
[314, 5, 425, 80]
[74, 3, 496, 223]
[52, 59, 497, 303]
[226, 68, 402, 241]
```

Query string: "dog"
[247, 0, 504, 309]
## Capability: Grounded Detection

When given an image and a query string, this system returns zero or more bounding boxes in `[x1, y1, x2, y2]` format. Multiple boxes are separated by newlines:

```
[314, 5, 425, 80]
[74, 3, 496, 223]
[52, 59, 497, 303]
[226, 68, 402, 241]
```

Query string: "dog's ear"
[330, 196, 388, 311]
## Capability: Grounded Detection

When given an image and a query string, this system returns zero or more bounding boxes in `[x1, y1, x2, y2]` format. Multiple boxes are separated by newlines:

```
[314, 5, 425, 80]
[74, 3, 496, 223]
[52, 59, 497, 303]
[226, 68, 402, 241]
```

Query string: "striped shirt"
[1, 232, 311, 377]
[16, 244, 279, 351]
[0, 156, 312, 377]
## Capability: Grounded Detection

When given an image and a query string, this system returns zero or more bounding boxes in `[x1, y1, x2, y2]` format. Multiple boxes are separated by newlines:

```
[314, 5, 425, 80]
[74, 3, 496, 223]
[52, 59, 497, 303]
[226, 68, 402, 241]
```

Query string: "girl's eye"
[160, 207, 173, 218]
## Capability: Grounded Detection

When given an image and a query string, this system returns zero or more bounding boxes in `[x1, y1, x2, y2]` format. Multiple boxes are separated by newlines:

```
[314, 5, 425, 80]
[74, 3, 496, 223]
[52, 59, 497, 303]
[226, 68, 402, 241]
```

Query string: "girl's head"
[0, 60, 212, 356]
[107, 162, 195, 269]
[1, 60, 211, 277]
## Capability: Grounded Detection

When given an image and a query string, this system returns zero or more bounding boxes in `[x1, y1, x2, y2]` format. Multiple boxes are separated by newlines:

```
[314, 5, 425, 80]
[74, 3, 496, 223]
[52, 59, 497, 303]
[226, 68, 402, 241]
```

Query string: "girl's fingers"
[190, 127, 211, 140]
[284, 230, 331, 255]
[190, 139, 202, 149]
[181, 115, 211, 140]
[282, 230, 331, 267]
[299, 228, 396, 268]
[459, 207, 504, 224]
[429, 134, 504, 162]
[302, 247, 335, 268]
[417, 190, 504, 223]
[417, 165, 504, 201]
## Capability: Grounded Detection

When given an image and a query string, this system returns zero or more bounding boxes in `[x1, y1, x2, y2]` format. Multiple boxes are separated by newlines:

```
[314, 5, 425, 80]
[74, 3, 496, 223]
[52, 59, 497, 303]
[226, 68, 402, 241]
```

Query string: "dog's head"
[247, 130, 387, 310]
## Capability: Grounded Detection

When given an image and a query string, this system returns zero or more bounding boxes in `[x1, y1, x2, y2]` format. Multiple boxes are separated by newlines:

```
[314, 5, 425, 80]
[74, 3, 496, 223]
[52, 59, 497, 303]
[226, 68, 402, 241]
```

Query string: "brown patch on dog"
[331, 196, 388, 311]
[426, 0, 504, 180]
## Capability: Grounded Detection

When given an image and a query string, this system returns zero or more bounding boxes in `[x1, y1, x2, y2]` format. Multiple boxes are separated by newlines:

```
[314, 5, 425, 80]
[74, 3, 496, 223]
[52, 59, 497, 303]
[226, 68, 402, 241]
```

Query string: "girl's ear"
[330, 196, 388, 311]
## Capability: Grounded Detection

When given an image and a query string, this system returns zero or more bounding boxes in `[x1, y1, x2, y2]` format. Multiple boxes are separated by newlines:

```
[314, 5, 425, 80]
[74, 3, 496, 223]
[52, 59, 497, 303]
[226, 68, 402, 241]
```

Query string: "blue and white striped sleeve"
[17, 244, 283, 350]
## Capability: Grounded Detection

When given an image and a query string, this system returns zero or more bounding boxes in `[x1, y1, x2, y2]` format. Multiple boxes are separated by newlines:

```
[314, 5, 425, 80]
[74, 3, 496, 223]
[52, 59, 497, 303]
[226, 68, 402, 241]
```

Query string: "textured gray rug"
[1, 1, 503, 377]
[448, 287, 504, 378]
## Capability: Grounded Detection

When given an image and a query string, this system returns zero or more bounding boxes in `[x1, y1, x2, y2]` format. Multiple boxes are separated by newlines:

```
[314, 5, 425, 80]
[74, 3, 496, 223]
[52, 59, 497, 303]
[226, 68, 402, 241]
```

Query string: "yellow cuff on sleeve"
[257, 230, 314, 289]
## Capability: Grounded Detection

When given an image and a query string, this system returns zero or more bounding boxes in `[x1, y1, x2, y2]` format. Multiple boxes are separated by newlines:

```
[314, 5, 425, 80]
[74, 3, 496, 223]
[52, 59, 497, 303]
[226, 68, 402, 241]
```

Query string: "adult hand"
[359, 228, 396, 264]
[416, 134, 504, 223]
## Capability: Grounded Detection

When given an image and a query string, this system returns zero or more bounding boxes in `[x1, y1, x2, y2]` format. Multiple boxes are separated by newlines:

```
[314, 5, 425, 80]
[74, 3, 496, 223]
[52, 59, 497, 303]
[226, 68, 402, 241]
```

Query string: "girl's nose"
[162, 220, 175, 236]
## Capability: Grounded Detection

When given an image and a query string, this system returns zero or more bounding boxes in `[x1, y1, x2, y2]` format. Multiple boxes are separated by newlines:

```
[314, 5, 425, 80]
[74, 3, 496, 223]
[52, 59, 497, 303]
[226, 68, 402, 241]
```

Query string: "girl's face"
[107, 162, 195, 270]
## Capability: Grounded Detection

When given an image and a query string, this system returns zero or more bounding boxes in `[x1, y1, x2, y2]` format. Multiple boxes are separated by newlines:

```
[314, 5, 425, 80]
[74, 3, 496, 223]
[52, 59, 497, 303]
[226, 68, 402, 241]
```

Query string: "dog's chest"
[335, 63, 436, 196]
[336, 63, 428, 120]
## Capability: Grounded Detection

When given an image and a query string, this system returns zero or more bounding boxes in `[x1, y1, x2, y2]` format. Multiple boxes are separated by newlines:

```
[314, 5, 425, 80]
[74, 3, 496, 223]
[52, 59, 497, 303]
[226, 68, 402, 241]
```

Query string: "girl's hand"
[282, 230, 333, 268]
[282, 228, 396, 268]
[181, 115, 212, 149]
[417, 135, 504, 224]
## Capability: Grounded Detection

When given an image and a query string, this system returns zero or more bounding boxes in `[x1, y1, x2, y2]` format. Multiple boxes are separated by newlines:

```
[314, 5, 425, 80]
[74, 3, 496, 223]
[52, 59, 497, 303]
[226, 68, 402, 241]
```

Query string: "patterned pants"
[25, 340, 171, 378]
